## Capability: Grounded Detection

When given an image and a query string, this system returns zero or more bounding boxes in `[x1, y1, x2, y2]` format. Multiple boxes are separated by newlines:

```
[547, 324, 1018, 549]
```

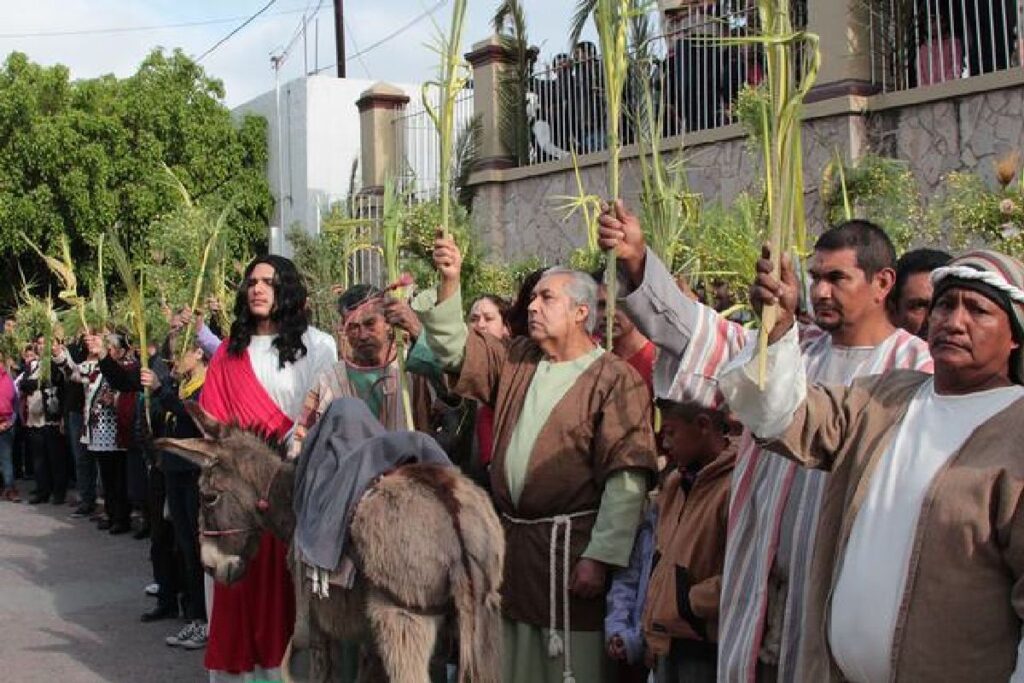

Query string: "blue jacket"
[605, 501, 657, 665]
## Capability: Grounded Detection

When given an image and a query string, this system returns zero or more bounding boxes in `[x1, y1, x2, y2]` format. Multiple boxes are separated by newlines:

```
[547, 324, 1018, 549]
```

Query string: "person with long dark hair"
[198, 254, 337, 683]
[506, 267, 549, 338]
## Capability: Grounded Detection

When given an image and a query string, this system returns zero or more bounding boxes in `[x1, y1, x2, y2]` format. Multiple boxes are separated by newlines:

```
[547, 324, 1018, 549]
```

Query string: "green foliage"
[733, 84, 770, 152]
[390, 196, 540, 308]
[820, 154, 932, 253]
[0, 49, 272, 308]
[676, 193, 765, 306]
[931, 163, 1024, 258]
[462, 257, 544, 304]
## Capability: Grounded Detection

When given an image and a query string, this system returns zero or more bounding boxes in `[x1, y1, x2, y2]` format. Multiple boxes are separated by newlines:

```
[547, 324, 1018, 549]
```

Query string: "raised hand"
[597, 199, 647, 287]
[140, 368, 162, 391]
[383, 298, 423, 340]
[432, 229, 463, 303]
[750, 245, 799, 344]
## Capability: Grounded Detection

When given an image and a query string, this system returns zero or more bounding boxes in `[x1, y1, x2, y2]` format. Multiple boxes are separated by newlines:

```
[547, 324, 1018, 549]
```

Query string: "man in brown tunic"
[414, 235, 658, 683]
[721, 248, 1024, 682]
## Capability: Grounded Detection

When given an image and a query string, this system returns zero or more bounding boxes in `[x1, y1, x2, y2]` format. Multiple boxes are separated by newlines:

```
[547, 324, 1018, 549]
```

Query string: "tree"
[0, 48, 273, 308]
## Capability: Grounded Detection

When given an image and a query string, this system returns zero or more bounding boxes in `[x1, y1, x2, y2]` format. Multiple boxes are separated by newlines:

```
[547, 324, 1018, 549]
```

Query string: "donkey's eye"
[202, 492, 221, 506]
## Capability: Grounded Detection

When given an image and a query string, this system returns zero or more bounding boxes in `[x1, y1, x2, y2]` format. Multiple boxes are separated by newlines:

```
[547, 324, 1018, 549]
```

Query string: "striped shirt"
[620, 250, 933, 683]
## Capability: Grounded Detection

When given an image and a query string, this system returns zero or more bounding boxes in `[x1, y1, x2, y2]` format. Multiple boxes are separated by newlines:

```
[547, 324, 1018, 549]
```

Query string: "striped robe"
[620, 250, 933, 683]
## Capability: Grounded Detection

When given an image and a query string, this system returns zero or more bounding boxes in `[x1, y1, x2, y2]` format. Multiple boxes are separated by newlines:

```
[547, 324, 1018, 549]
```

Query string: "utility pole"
[333, 0, 346, 78]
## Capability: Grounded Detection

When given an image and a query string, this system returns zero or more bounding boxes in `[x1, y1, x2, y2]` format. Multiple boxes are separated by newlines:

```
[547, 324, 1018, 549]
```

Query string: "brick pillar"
[355, 82, 410, 193]
[806, 0, 880, 101]
[466, 35, 515, 171]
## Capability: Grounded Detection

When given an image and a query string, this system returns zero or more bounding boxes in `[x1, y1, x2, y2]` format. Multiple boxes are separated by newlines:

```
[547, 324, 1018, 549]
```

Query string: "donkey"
[157, 403, 504, 683]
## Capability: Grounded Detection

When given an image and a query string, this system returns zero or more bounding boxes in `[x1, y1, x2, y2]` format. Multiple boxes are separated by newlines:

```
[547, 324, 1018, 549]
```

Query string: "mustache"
[931, 335, 970, 349]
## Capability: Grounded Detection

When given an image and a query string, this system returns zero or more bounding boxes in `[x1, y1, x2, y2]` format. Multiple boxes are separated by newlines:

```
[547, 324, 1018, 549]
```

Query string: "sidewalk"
[0, 483, 205, 682]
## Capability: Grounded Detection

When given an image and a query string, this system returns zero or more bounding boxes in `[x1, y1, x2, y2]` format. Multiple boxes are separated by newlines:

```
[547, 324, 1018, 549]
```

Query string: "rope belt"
[502, 509, 597, 683]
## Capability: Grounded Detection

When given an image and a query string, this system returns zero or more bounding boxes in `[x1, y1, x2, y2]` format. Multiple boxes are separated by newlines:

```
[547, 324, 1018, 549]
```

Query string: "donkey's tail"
[398, 464, 503, 683]
[451, 536, 503, 683]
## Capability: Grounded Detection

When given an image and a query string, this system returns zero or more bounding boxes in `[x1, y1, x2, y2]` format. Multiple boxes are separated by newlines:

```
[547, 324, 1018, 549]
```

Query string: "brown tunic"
[643, 443, 736, 657]
[456, 331, 658, 630]
[763, 370, 1024, 682]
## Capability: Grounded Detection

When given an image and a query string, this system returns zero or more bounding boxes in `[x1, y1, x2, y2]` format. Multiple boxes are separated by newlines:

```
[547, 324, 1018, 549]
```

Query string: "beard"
[813, 313, 844, 331]
[351, 340, 384, 367]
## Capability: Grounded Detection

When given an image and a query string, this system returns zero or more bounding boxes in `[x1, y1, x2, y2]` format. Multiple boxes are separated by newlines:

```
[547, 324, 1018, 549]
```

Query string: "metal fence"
[522, 1, 808, 167]
[868, 0, 1022, 92]
[392, 88, 476, 200]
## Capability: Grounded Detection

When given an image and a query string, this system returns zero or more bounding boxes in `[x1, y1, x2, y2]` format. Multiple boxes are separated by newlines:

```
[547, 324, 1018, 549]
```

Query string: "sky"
[0, 0, 597, 107]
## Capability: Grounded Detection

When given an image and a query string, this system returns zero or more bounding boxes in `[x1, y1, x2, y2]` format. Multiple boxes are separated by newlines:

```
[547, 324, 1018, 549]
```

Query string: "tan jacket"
[766, 370, 1024, 682]
[457, 331, 659, 630]
[642, 444, 735, 656]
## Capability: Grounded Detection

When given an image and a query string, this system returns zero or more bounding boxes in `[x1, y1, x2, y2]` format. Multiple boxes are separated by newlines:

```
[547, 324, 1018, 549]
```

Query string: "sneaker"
[144, 583, 160, 596]
[180, 621, 207, 650]
[166, 620, 207, 649]
[164, 620, 196, 647]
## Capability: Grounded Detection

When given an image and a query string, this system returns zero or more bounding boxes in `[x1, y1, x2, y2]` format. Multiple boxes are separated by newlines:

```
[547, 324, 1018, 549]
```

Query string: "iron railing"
[521, 1, 808, 166]
[868, 0, 1021, 92]
[392, 88, 476, 201]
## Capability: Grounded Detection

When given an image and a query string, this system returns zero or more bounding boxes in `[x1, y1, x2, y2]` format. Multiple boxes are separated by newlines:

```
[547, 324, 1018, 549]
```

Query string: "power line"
[343, 16, 372, 78]
[197, 0, 280, 63]
[0, 5, 318, 40]
[314, 0, 447, 75]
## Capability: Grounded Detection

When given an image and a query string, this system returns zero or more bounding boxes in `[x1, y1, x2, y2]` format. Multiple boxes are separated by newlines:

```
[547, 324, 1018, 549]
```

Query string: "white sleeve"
[719, 324, 806, 439]
[1011, 635, 1024, 682]
[306, 328, 339, 376]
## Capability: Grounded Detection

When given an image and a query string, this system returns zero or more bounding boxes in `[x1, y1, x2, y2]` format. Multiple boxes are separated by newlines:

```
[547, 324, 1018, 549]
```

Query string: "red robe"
[200, 343, 296, 675]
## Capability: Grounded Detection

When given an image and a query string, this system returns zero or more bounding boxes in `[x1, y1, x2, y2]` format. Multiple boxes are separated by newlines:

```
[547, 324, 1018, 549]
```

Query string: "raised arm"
[598, 200, 746, 396]
[412, 230, 469, 371]
[413, 231, 511, 407]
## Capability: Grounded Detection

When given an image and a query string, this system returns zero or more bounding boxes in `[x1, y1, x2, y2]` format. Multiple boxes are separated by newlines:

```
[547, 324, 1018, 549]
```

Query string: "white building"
[232, 75, 414, 255]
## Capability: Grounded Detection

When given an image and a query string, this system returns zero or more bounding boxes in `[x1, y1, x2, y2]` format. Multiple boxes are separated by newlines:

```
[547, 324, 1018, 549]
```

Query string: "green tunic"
[414, 287, 652, 682]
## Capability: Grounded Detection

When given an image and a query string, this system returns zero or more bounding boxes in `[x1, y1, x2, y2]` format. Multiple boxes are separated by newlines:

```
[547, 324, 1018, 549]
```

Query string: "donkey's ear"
[153, 437, 218, 468]
[184, 401, 226, 440]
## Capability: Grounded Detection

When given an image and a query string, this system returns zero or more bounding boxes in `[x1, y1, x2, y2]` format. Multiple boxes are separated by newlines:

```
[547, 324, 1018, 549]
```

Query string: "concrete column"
[806, 0, 880, 101]
[355, 82, 410, 193]
[466, 35, 515, 171]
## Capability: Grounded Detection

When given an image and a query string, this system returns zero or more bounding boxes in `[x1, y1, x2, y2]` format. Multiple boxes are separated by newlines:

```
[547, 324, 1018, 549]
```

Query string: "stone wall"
[470, 113, 867, 263]
[869, 83, 1024, 195]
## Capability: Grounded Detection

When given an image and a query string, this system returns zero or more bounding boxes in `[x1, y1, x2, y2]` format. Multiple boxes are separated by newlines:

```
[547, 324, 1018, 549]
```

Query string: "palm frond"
[107, 225, 151, 431]
[422, 0, 470, 237]
[381, 177, 414, 430]
[21, 232, 89, 333]
[569, 0, 598, 48]
[454, 114, 483, 210]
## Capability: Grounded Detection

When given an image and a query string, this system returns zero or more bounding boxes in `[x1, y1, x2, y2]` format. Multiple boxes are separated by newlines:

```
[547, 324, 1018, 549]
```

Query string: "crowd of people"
[13, 191, 1024, 683]
[0, 315, 219, 651]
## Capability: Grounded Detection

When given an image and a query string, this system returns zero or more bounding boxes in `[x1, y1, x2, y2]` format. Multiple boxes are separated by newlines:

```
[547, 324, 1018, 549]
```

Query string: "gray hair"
[539, 267, 599, 334]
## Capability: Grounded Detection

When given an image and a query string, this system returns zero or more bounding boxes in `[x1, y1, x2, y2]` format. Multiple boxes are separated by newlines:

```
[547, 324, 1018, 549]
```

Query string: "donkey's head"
[156, 403, 286, 585]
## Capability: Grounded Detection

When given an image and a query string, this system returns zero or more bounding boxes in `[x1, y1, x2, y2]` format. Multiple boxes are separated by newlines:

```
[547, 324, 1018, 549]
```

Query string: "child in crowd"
[606, 495, 658, 683]
[642, 397, 737, 683]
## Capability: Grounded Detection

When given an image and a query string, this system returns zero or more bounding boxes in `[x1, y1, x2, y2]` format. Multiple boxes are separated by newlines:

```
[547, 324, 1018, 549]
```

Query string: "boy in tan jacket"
[643, 398, 736, 682]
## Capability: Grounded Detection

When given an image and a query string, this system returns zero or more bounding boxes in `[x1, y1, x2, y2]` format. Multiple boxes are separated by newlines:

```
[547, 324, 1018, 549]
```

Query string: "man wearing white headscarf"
[721, 248, 1024, 682]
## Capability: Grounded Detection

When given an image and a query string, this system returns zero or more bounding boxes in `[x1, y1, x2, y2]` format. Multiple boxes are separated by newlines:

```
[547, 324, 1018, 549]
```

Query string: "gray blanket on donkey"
[293, 397, 452, 572]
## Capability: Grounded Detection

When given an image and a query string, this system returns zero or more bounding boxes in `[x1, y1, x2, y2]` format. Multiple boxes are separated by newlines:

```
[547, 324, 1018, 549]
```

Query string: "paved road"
[0, 484, 206, 683]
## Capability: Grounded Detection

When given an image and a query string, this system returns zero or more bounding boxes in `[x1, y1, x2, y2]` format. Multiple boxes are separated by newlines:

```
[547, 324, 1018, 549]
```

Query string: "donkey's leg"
[364, 589, 443, 683]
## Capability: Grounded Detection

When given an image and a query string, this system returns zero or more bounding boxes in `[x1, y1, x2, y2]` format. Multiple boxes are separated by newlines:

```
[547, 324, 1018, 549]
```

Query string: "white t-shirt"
[247, 327, 338, 420]
[829, 379, 1024, 683]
